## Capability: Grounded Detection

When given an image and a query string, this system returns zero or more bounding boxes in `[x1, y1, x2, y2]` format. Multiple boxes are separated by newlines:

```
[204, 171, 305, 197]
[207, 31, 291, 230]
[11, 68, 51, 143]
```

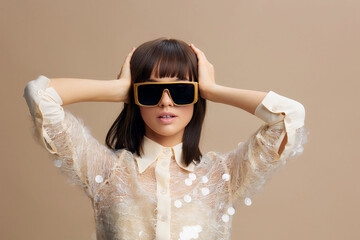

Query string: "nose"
[158, 89, 174, 107]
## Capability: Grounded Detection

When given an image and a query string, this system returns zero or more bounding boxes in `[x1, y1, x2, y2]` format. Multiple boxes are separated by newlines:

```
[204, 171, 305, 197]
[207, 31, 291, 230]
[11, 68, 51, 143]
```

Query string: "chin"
[146, 125, 184, 139]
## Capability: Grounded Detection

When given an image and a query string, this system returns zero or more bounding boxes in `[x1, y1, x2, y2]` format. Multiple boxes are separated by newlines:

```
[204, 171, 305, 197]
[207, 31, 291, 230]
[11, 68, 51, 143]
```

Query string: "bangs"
[138, 41, 196, 82]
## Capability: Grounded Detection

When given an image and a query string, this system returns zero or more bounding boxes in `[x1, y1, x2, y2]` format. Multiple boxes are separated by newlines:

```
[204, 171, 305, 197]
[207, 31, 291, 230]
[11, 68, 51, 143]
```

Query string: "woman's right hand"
[117, 47, 136, 103]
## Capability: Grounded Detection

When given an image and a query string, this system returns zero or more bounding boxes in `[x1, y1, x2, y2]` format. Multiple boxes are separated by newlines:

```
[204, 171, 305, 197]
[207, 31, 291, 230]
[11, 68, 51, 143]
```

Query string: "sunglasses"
[133, 81, 199, 107]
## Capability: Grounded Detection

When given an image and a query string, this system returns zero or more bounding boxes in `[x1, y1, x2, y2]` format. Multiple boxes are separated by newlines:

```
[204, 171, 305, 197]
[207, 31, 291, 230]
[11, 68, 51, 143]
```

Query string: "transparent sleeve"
[23, 75, 118, 198]
[223, 91, 309, 206]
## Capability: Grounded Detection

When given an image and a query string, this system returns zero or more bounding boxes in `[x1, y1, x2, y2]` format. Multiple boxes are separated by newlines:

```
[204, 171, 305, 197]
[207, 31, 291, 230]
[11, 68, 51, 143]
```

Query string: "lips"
[157, 112, 177, 118]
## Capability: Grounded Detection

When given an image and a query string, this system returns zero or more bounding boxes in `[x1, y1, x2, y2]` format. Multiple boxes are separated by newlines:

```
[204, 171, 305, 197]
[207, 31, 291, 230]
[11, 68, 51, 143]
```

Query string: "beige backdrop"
[1, 0, 359, 239]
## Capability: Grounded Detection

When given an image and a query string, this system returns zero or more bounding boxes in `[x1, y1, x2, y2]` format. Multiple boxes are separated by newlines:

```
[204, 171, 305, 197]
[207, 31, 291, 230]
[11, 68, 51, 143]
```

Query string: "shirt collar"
[134, 135, 196, 173]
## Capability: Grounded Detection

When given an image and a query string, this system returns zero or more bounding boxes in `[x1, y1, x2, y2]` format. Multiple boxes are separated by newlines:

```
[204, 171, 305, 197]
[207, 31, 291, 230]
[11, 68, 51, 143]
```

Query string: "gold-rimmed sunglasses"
[133, 81, 198, 107]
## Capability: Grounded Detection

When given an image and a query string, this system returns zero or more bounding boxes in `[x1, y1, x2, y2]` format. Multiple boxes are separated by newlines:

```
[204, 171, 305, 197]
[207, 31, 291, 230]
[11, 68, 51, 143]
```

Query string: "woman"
[23, 37, 308, 240]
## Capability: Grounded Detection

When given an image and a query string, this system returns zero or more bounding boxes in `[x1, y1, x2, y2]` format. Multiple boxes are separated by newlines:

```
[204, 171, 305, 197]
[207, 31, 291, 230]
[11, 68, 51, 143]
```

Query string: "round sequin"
[222, 173, 230, 181]
[201, 187, 209, 196]
[174, 200, 182, 208]
[54, 159, 62, 168]
[138, 231, 143, 237]
[222, 214, 230, 222]
[184, 195, 192, 203]
[180, 225, 202, 240]
[185, 178, 193, 186]
[244, 197, 252, 206]
[227, 207, 235, 215]
[95, 175, 103, 183]
[201, 176, 208, 183]
[189, 173, 196, 181]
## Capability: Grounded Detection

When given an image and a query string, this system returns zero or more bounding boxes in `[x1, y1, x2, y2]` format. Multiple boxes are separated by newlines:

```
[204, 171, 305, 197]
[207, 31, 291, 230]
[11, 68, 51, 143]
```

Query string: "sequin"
[201, 176, 208, 183]
[222, 173, 230, 181]
[174, 200, 182, 208]
[227, 207, 235, 215]
[244, 197, 252, 206]
[189, 173, 196, 181]
[201, 187, 209, 196]
[138, 231, 143, 237]
[179, 225, 202, 240]
[54, 159, 62, 168]
[222, 214, 229, 222]
[185, 178, 193, 186]
[95, 175, 103, 183]
[184, 195, 192, 203]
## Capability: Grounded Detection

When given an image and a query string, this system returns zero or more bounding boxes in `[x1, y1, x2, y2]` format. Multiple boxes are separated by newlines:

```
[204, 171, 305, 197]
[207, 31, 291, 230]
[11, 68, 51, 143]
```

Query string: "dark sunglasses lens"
[137, 84, 163, 105]
[169, 84, 195, 105]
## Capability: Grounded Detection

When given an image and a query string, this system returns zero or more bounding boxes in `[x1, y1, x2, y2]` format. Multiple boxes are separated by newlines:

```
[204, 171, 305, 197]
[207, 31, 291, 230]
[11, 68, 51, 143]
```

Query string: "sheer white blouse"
[23, 75, 309, 240]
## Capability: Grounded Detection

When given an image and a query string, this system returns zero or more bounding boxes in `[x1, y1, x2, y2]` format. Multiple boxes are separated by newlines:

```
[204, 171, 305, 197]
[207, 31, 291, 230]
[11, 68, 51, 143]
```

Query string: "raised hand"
[117, 47, 136, 103]
[189, 43, 216, 100]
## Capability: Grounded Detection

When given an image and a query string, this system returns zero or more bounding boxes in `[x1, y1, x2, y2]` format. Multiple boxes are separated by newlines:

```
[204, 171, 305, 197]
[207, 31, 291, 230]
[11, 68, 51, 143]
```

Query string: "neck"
[144, 129, 183, 147]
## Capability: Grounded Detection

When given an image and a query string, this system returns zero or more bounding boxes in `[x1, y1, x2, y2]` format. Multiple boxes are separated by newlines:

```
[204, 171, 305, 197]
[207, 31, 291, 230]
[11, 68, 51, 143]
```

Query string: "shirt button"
[161, 189, 167, 194]
[160, 215, 167, 221]
[163, 148, 171, 155]
[37, 89, 44, 95]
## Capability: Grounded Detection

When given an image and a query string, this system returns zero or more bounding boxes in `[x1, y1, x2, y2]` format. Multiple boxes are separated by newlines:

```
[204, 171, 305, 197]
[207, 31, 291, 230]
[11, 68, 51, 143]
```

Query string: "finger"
[125, 47, 136, 62]
[190, 44, 207, 62]
[189, 44, 202, 53]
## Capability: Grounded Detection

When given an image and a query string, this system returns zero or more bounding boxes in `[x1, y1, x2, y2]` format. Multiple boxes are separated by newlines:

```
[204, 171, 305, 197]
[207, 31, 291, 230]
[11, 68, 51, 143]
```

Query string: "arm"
[23, 75, 122, 198]
[48, 77, 129, 105]
[23, 49, 136, 198]
[203, 85, 267, 115]
[203, 85, 288, 155]
[189, 44, 308, 206]
[48, 47, 136, 106]
[224, 91, 307, 206]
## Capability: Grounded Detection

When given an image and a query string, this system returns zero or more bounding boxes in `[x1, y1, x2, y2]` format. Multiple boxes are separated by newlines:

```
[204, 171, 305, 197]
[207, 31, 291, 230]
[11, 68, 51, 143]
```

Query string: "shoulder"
[114, 148, 135, 163]
[198, 150, 229, 169]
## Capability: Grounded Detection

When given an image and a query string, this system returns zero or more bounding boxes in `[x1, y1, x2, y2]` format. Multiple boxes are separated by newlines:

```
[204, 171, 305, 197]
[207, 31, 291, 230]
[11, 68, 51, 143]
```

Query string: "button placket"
[155, 148, 172, 239]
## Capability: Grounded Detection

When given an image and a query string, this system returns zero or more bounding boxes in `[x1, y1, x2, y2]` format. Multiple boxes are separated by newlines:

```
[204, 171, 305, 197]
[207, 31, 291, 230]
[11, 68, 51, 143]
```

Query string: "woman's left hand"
[189, 43, 216, 99]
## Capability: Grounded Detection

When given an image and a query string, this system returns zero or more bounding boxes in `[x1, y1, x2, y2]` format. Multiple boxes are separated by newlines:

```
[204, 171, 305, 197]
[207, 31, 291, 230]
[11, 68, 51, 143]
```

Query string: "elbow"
[295, 101, 306, 122]
[285, 100, 306, 129]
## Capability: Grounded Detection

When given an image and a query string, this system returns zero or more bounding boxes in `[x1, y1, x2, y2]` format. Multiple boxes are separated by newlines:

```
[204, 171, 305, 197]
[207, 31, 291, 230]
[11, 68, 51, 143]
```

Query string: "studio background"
[1, 0, 359, 239]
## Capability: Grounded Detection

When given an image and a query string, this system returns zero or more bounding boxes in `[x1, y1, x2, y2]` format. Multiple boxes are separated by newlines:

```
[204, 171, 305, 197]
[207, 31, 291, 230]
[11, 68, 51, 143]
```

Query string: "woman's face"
[139, 72, 194, 147]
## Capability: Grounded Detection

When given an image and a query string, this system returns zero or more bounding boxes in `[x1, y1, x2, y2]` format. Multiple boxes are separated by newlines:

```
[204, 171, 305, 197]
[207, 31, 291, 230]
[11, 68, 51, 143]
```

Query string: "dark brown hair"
[105, 37, 206, 166]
